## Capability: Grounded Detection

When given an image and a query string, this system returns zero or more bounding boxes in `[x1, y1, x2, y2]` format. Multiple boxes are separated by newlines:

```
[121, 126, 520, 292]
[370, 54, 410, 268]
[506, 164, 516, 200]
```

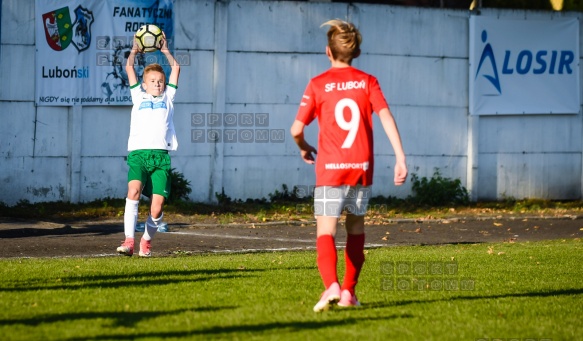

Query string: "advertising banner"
[35, 0, 174, 106]
[470, 16, 579, 115]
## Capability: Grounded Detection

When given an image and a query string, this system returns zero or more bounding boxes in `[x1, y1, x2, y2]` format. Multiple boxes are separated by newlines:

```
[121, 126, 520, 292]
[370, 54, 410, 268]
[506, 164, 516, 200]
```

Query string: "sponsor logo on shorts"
[325, 161, 369, 171]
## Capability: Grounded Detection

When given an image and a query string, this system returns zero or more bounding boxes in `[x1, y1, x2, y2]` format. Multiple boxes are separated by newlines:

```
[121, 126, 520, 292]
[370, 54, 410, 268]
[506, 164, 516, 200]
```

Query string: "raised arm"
[125, 35, 140, 86]
[378, 107, 407, 186]
[160, 32, 180, 86]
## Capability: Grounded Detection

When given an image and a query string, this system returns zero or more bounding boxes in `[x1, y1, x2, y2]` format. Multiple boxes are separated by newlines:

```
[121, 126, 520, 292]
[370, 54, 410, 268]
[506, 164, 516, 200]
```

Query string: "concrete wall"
[1, 0, 582, 205]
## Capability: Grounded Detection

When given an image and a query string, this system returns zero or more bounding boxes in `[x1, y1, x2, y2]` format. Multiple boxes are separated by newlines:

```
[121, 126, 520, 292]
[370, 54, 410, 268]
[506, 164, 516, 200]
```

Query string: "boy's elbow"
[290, 123, 303, 138]
[172, 64, 180, 76]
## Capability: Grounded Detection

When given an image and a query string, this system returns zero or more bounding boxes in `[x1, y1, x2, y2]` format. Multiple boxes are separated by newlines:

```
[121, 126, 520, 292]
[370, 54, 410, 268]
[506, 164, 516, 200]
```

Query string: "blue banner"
[470, 16, 580, 115]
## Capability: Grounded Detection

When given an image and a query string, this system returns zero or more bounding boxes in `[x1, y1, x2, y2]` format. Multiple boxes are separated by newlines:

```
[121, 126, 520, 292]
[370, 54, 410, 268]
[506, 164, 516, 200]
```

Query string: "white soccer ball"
[135, 24, 163, 53]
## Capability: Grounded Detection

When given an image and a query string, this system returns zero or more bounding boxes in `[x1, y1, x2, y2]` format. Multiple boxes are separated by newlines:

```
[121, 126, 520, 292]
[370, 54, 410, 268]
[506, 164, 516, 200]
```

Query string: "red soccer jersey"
[295, 66, 389, 186]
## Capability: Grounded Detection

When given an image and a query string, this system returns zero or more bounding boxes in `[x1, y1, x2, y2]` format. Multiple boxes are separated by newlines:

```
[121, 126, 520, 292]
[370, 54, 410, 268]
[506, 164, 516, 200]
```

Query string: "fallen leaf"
[382, 236, 388, 241]
[497, 252, 506, 255]
[487, 246, 494, 255]
[493, 222, 503, 227]
[415, 228, 422, 233]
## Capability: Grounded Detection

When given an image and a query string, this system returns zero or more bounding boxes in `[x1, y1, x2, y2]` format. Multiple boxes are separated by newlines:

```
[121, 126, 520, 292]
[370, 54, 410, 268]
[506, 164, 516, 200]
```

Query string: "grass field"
[0, 239, 581, 340]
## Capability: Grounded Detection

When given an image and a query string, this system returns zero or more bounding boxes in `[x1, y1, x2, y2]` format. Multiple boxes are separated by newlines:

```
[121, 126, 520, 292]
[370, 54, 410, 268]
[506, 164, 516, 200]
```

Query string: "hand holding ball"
[135, 24, 163, 53]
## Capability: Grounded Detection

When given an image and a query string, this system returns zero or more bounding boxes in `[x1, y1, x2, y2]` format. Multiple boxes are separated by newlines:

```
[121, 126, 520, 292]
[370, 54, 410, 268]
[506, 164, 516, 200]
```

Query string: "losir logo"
[42, 5, 94, 52]
[475, 29, 575, 95]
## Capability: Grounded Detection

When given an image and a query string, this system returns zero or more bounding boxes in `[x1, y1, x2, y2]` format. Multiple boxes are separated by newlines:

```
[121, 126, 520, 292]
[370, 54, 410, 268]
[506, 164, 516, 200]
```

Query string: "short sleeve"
[369, 76, 389, 115]
[130, 83, 143, 105]
[166, 84, 177, 102]
[295, 81, 317, 125]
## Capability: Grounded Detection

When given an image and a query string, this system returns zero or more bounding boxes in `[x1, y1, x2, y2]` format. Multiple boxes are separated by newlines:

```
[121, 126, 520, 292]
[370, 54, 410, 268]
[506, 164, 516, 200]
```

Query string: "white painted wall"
[1, 0, 581, 205]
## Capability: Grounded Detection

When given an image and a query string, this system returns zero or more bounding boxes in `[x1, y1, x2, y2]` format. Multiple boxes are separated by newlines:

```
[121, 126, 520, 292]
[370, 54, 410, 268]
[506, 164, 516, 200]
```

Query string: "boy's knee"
[127, 189, 140, 201]
[150, 205, 163, 219]
[345, 214, 365, 234]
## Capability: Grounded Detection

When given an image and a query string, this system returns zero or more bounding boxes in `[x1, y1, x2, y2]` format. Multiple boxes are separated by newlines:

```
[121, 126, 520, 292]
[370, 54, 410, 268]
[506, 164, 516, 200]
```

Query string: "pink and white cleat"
[117, 238, 134, 256]
[139, 238, 152, 257]
[338, 289, 361, 308]
[313, 282, 341, 312]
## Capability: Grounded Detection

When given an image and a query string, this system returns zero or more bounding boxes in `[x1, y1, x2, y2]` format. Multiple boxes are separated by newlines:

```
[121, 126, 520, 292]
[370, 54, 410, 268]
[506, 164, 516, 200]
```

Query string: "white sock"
[143, 212, 163, 241]
[124, 198, 139, 239]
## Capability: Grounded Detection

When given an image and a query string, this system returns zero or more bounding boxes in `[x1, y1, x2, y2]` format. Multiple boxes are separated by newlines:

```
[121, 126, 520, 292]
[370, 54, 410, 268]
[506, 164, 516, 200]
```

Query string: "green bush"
[409, 168, 469, 206]
[215, 187, 232, 206]
[168, 168, 192, 203]
[268, 184, 309, 203]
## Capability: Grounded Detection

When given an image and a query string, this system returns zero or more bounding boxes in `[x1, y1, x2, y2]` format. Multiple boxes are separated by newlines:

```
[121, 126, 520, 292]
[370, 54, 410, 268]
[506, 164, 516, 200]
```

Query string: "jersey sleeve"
[130, 83, 143, 105]
[368, 76, 389, 115]
[166, 84, 177, 102]
[295, 81, 317, 125]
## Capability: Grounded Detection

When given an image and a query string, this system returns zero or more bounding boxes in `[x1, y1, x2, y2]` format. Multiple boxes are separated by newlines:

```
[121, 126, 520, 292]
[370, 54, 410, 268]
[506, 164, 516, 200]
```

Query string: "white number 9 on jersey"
[334, 98, 360, 149]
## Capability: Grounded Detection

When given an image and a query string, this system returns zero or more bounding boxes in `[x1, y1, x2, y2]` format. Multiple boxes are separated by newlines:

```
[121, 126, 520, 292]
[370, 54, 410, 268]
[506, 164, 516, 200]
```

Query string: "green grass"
[1, 239, 581, 340]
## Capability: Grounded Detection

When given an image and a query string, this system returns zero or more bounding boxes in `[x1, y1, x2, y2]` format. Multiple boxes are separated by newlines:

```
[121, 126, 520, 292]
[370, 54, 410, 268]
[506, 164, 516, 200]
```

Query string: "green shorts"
[127, 149, 171, 199]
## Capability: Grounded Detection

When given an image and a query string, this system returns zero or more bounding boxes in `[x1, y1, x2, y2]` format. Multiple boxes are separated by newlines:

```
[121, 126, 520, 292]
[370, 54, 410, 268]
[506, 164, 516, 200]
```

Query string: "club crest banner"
[470, 16, 580, 115]
[35, 0, 174, 106]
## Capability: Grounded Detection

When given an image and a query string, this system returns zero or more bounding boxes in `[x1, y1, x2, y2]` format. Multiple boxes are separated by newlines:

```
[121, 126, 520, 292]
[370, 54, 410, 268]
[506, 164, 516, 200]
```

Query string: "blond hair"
[321, 19, 362, 63]
[143, 63, 165, 82]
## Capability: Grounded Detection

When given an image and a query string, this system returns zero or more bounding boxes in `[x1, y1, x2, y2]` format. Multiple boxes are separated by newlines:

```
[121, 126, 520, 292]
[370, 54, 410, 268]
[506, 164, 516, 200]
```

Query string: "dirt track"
[1, 215, 582, 258]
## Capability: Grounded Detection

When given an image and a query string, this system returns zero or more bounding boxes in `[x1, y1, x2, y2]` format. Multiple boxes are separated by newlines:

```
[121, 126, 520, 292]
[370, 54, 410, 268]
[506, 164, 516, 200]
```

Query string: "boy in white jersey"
[117, 32, 180, 257]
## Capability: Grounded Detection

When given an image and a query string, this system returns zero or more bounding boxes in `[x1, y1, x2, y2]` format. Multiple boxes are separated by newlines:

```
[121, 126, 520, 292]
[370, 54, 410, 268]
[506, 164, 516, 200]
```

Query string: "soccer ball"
[135, 24, 163, 52]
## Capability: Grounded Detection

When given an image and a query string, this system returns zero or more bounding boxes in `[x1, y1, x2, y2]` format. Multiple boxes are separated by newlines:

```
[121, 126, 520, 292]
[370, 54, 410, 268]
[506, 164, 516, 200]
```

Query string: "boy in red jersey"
[291, 19, 407, 312]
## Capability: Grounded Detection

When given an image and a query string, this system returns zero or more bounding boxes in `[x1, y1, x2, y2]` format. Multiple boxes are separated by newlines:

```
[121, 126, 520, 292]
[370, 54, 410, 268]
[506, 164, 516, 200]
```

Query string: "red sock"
[316, 235, 338, 288]
[342, 233, 365, 295]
